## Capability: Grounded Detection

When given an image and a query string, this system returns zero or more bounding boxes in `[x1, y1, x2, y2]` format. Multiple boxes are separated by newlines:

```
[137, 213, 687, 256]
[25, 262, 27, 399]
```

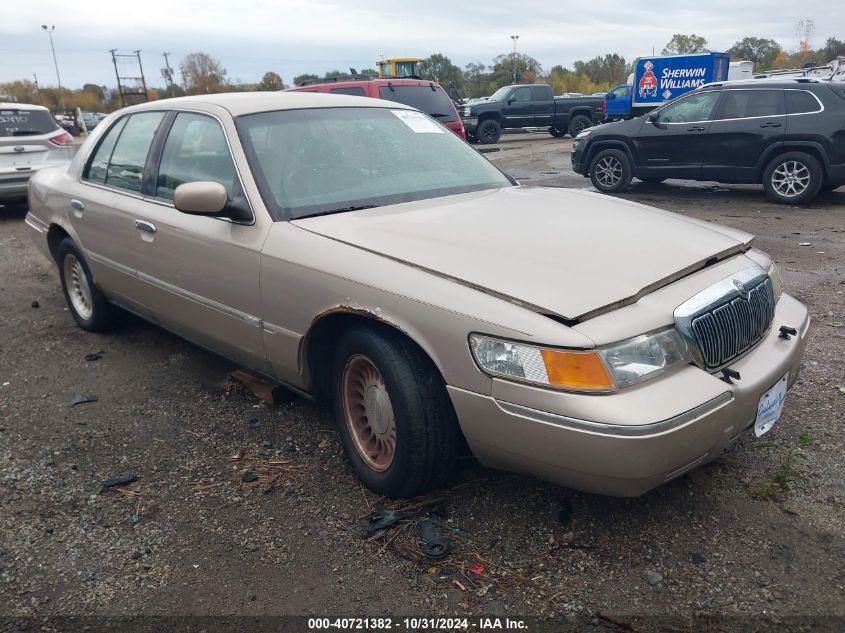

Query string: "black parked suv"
[571, 79, 845, 204]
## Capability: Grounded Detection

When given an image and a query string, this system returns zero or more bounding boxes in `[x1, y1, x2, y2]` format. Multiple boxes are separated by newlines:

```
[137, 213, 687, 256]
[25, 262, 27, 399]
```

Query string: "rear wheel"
[762, 152, 822, 204]
[476, 119, 501, 144]
[331, 327, 459, 498]
[549, 126, 567, 138]
[57, 238, 115, 332]
[568, 115, 591, 138]
[589, 149, 633, 193]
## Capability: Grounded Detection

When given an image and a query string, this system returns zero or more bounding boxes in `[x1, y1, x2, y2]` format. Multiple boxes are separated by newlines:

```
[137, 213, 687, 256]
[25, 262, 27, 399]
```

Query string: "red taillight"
[50, 132, 74, 146]
[602, 101, 606, 113]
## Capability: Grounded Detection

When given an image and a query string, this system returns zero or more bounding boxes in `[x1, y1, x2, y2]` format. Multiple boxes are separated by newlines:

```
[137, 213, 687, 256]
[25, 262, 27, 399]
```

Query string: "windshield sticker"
[391, 110, 444, 134]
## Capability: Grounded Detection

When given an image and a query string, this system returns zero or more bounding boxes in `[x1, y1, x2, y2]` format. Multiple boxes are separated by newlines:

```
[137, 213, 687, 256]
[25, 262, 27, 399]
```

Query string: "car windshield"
[236, 107, 512, 220]
[0, 109, 59, 137]
[488, 86, 512, 102]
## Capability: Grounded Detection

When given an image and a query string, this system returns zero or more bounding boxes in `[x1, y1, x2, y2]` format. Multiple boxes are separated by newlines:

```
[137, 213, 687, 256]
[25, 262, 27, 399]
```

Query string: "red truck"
[290, 78, 465, 139]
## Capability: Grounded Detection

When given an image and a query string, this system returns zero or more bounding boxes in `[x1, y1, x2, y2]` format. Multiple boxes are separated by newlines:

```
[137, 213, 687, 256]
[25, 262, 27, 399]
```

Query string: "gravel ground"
[1, 134, 843, 631]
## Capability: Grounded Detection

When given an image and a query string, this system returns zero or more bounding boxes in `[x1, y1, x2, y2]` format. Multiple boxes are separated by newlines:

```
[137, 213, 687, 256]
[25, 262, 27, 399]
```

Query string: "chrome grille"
[689, 278, 776, 369]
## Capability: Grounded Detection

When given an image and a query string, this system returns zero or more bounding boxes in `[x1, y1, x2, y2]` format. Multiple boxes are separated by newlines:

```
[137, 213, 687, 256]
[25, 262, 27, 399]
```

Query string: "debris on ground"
[420, 520, 450, 559]
[70, 394, 98, 407]
[224, 368, 295, 405]
[642, 570, 664, 585]
[31, 300, 39, 308]
[84, 352, 103, 362]
[247, 417, 261, 429]
[102, 475, 138, 488]
[241, 471, 259, 483]
[366, 502, 410, 536]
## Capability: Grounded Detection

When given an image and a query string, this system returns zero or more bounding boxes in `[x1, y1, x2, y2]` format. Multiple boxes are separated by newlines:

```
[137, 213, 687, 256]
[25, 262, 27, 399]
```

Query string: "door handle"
[760, 122, 782, 128]
[687, 126, 706, 132]
[134, 219, 157, 234]
[70, 199, 85, 210]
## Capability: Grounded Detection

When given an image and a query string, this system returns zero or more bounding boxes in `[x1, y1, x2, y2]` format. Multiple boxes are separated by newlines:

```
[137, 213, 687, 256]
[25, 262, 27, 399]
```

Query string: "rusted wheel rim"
[342, 354, 396, 472]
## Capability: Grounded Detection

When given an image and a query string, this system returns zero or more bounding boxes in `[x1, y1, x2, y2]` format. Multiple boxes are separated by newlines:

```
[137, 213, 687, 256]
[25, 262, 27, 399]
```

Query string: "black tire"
[549, 126, 566, 138]
[466, 133, 478, 144]
[57, 237, 115, 332]
[476, 119, 501, 144]
[589, 148, 633, 193]
[638, 177, 666, 184]
[567, 115, 591, 138]
[762, 152, 823, 205]
[331, 327, 459, 498]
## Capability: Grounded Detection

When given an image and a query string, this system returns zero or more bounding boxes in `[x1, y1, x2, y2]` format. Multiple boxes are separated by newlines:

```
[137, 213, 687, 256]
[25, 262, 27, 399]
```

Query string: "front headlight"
[462, 106, 472, 117]
[469, 329, 690, 393]
[768, 262, 783, 302]
[575, 129, 592, 140]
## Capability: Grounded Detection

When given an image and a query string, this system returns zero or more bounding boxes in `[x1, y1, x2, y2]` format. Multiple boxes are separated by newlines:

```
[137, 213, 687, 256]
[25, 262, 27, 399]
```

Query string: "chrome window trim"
[496, 391, 733, 437]
[782, 88, 825, 115]
[658, 88, 824, 124]
[77, 108, 256, 226]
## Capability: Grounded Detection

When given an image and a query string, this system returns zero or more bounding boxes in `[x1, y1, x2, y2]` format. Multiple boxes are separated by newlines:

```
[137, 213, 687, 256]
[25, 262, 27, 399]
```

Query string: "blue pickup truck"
[605, 52, 730, 120]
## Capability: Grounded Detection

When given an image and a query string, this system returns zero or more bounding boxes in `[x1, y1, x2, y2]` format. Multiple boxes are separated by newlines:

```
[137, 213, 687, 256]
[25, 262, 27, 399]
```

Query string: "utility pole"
[135, 50, 149, 101]
[33, 73, 39, 91]
[41, 25, 65, 112]
[162, 52, 175, 98]
[510, 34, 520, 84]
[110, 49, 124, 107]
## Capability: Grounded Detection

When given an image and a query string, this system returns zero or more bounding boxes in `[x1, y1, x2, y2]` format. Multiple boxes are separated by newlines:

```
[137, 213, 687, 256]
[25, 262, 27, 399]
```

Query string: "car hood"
[292, 187, 753, 321]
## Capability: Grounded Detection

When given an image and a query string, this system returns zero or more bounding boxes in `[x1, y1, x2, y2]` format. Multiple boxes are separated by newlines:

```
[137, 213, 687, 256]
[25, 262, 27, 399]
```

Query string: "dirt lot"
[1, 134, 844, 631]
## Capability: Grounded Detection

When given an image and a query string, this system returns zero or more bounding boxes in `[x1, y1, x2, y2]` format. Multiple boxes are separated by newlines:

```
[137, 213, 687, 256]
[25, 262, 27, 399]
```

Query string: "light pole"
[41, 25, 66, 112]
[510, 35, 519, 84]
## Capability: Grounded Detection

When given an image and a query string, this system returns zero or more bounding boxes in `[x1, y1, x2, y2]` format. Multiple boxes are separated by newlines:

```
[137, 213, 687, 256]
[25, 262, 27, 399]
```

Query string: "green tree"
[0, 79, 42, 104]
[293, 73, 320, 86]
[490, 52, 543, 87]
[572, 54, 629, 85]
[820, 37, 845, 61]
[420, 53, 463, 87]
[257, 71, 285, 91]
[727, 37, 783, 71]
[81, 83, 106, 102]
[662, 34, 709, 56]
[180, 52, 228, 94]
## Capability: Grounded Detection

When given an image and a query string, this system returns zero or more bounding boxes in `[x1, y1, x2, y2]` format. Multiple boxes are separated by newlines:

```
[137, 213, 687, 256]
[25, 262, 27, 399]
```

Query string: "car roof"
[702, 79, 828, 90]
[291, 78, 444, 90]
[0, 102, 51, 111]
[124, 91, 416, 117]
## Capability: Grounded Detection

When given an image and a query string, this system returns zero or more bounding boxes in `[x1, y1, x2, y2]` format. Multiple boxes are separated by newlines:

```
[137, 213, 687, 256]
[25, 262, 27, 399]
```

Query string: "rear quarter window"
[0, 109, 59, 137]
[785, 90, 823, 114]
[377, 85, 457, 122]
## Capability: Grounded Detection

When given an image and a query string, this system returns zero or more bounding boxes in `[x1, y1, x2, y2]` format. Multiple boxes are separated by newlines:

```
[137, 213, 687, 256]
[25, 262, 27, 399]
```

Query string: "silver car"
[1, 103, 75, 202]
[25, 93, 809, 498]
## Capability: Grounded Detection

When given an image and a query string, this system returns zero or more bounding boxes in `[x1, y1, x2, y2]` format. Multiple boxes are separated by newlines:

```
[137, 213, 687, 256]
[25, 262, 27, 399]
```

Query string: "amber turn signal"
[540, 349, 615, 392]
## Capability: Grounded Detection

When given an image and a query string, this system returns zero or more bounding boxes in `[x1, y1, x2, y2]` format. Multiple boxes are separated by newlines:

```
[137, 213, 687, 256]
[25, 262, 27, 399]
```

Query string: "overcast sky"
[2, 0, 843, 89]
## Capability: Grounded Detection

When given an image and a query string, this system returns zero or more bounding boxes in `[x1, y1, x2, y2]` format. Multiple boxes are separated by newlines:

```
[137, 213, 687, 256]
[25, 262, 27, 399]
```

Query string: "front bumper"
[570, 140, 589, 175]
[461, 117, 478, 136]
[449, 294, 810, 497]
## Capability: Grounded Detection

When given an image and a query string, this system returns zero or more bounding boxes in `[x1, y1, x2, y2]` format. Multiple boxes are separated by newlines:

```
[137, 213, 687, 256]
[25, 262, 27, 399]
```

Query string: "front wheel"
[549, 126, 566, 138]
[762, 152, 822, 204]
[331, 327, 459, 498]
[476, 119, 501, 144]
[589, 149, 633, 193]
[57, 237, 116, 332]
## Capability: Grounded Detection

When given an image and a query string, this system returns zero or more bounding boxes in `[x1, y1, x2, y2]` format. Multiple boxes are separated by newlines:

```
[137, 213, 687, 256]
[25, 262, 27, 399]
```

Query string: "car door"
[530, 85, 554, 127]
[129, 110, 273, 372]
[68, 112, 167, 320]
[501, 86, 533, 128]
[605, 85, 631, 119]
[702, 89, 786, 182]
[633, 90, 721, 180]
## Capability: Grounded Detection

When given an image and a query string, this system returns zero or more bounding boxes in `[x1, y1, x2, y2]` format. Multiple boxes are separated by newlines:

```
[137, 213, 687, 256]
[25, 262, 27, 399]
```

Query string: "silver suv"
[1, 103, 75, 203]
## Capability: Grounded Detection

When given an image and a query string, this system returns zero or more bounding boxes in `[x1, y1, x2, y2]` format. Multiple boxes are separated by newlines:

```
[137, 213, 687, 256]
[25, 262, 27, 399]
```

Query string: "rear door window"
[330, 87, 366, 96]
[717, 90, 784, 119]
[377, 85, 456, 122]
[85, 117, 128, 184]
[785, 90, 823, 114]
[0, 109, 59, 137]
[104, 112, 165, 193]
[155, 112, 237, 200]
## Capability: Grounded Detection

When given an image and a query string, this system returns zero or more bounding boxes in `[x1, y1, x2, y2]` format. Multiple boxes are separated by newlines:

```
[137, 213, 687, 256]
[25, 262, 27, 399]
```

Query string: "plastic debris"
[241, 471, 259, 483]
[130, 514, 140, 526]
[31, 300, 40, 308]
[70, 394, 98, 407]
[419, 520, 450, 559]
[469, 564, 485, 575]
[84, 352, 103, 362]
[365, 502, 410, 535]
[102, 475, 138, 488]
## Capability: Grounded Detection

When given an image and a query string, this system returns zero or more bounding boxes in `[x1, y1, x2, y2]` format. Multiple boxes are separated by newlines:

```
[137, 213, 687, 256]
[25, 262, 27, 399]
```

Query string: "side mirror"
[647, 113, 659, 124]
[174, 181, 228, 215]
[607, 92, 616, 100]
